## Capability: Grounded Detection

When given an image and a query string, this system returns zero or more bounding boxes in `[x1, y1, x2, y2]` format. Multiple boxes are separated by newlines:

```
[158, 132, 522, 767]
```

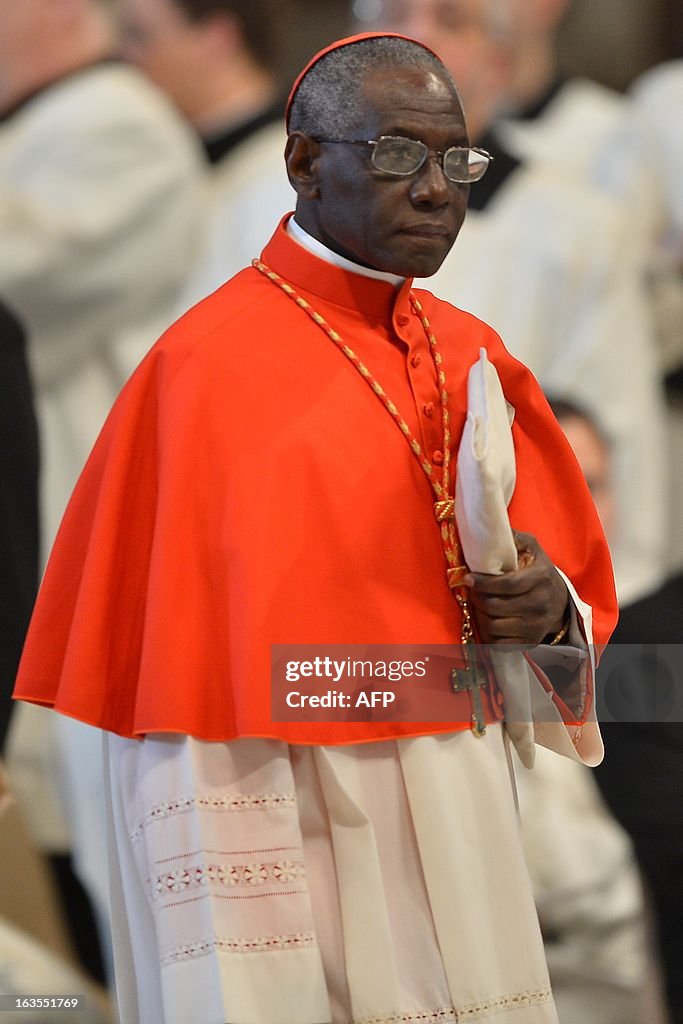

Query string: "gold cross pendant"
[450, 646, 487, 737]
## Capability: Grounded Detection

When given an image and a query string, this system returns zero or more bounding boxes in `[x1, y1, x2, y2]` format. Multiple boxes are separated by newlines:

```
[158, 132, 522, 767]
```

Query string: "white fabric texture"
[455, 348, 517, 575]
[456, 348, 533, 766]
[631, 62, 683, 573]
[494, 79, 655, 240]
[632, 62, 683, 250]
[106, 729, 559, 1024]
[178, 120, 293, 312]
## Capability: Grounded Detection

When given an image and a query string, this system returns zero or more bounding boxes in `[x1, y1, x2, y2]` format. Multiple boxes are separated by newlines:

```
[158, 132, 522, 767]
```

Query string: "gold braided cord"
[434, 499, 455, 522]
[251, 258, 473, 612]
[252, 260, 445, 499]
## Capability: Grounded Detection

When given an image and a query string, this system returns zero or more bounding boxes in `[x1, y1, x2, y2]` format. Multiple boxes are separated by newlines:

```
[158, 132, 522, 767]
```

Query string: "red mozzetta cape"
[14, 217, 617, 742]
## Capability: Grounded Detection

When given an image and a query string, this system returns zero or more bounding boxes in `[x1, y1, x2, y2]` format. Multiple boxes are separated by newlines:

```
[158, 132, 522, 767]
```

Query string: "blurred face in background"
[0, 0, 36, 54]
[0, 1, 41, 101]
[355, 0, 511, 139]
[558, 413, 616, 543]
[0, 0, 113, 109]
[118, 0, 211, 115]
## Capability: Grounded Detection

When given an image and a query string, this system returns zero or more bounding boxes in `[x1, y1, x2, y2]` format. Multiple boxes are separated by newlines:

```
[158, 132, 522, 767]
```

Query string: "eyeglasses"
[313, 135, 492, 183]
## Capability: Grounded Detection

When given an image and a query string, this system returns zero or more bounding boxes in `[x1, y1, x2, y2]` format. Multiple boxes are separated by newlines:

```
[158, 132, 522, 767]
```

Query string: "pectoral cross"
[450, 646, 487, 737]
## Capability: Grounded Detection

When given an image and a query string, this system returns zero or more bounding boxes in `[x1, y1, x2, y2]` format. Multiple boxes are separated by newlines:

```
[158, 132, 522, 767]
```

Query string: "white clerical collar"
[288, 217, 405, 288]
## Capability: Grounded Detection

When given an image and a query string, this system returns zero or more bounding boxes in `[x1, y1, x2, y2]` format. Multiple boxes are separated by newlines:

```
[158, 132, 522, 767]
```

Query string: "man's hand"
[463, 531, 569, 645]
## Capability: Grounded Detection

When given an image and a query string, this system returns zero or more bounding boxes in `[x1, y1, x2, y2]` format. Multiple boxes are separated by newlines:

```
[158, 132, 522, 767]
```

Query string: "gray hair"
[288, 36, 459, 138]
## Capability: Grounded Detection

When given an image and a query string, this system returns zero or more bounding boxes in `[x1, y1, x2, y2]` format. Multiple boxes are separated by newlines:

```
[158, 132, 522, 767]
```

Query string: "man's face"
[118, 0, 206, 114]
[302, 64, 470, 278]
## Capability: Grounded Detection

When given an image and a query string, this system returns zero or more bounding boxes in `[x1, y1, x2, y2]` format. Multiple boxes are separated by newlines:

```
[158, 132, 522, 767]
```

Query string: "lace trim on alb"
[160, 931, 317, 967]
[129, 791, 297, 842]
[350, 988, 553, 1023]
[457, 986, 553, 1019]
[153, 859, 306, 900]
[352, 1011, 456, 1024]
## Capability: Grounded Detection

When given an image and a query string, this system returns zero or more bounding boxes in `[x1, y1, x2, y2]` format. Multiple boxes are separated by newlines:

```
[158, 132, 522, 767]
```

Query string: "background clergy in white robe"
[116, 0, 292, 314]
[0, 0, 204, 982]
[0, 2, 203, 551]
[117, 0, 283, 169]
[630, 60, 683, 571]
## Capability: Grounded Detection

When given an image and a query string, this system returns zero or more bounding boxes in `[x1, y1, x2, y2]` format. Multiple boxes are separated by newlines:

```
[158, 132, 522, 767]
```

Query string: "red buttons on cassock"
[423, 402, 435, 418]
[432, 450, 444, 466]
[397, 314, 410, 327]
[410, 353, 422, 368]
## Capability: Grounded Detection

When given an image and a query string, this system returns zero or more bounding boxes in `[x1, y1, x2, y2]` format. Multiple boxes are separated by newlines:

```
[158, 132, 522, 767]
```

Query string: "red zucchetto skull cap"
[285, 32, 442, 133]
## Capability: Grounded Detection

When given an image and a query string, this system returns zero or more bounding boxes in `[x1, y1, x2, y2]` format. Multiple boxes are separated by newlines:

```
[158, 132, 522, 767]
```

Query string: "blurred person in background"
[488, 0, 648, 219]
[593, 569, 683, 1024]
[525, 397, 661, 1024]
[630, 61, 683, 571]
[117, 0, 281, 164]
[411, 0, 654, 241]
[117, 0, 296, 307]
[633, 62, 683, 255]
[0, 0, 203, 988]
[0, 303, 110, 1018]
[483, 12, 683, 576]
[355, 0, 667, 610]
[0, 303, 39, 756]
[0, 0, 202, 548]
[598, 61, 683, 1024]
[548, 395, 682, 1024]
[632, 60, 683, 376]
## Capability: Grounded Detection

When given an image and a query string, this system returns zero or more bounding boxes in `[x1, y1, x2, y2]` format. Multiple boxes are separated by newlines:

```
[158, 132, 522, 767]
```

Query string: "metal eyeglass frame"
[312, 134, 493, 183]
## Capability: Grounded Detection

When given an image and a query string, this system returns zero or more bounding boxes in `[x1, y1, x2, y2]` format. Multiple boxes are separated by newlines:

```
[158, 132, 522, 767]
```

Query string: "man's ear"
[285, 133, 321, 199]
